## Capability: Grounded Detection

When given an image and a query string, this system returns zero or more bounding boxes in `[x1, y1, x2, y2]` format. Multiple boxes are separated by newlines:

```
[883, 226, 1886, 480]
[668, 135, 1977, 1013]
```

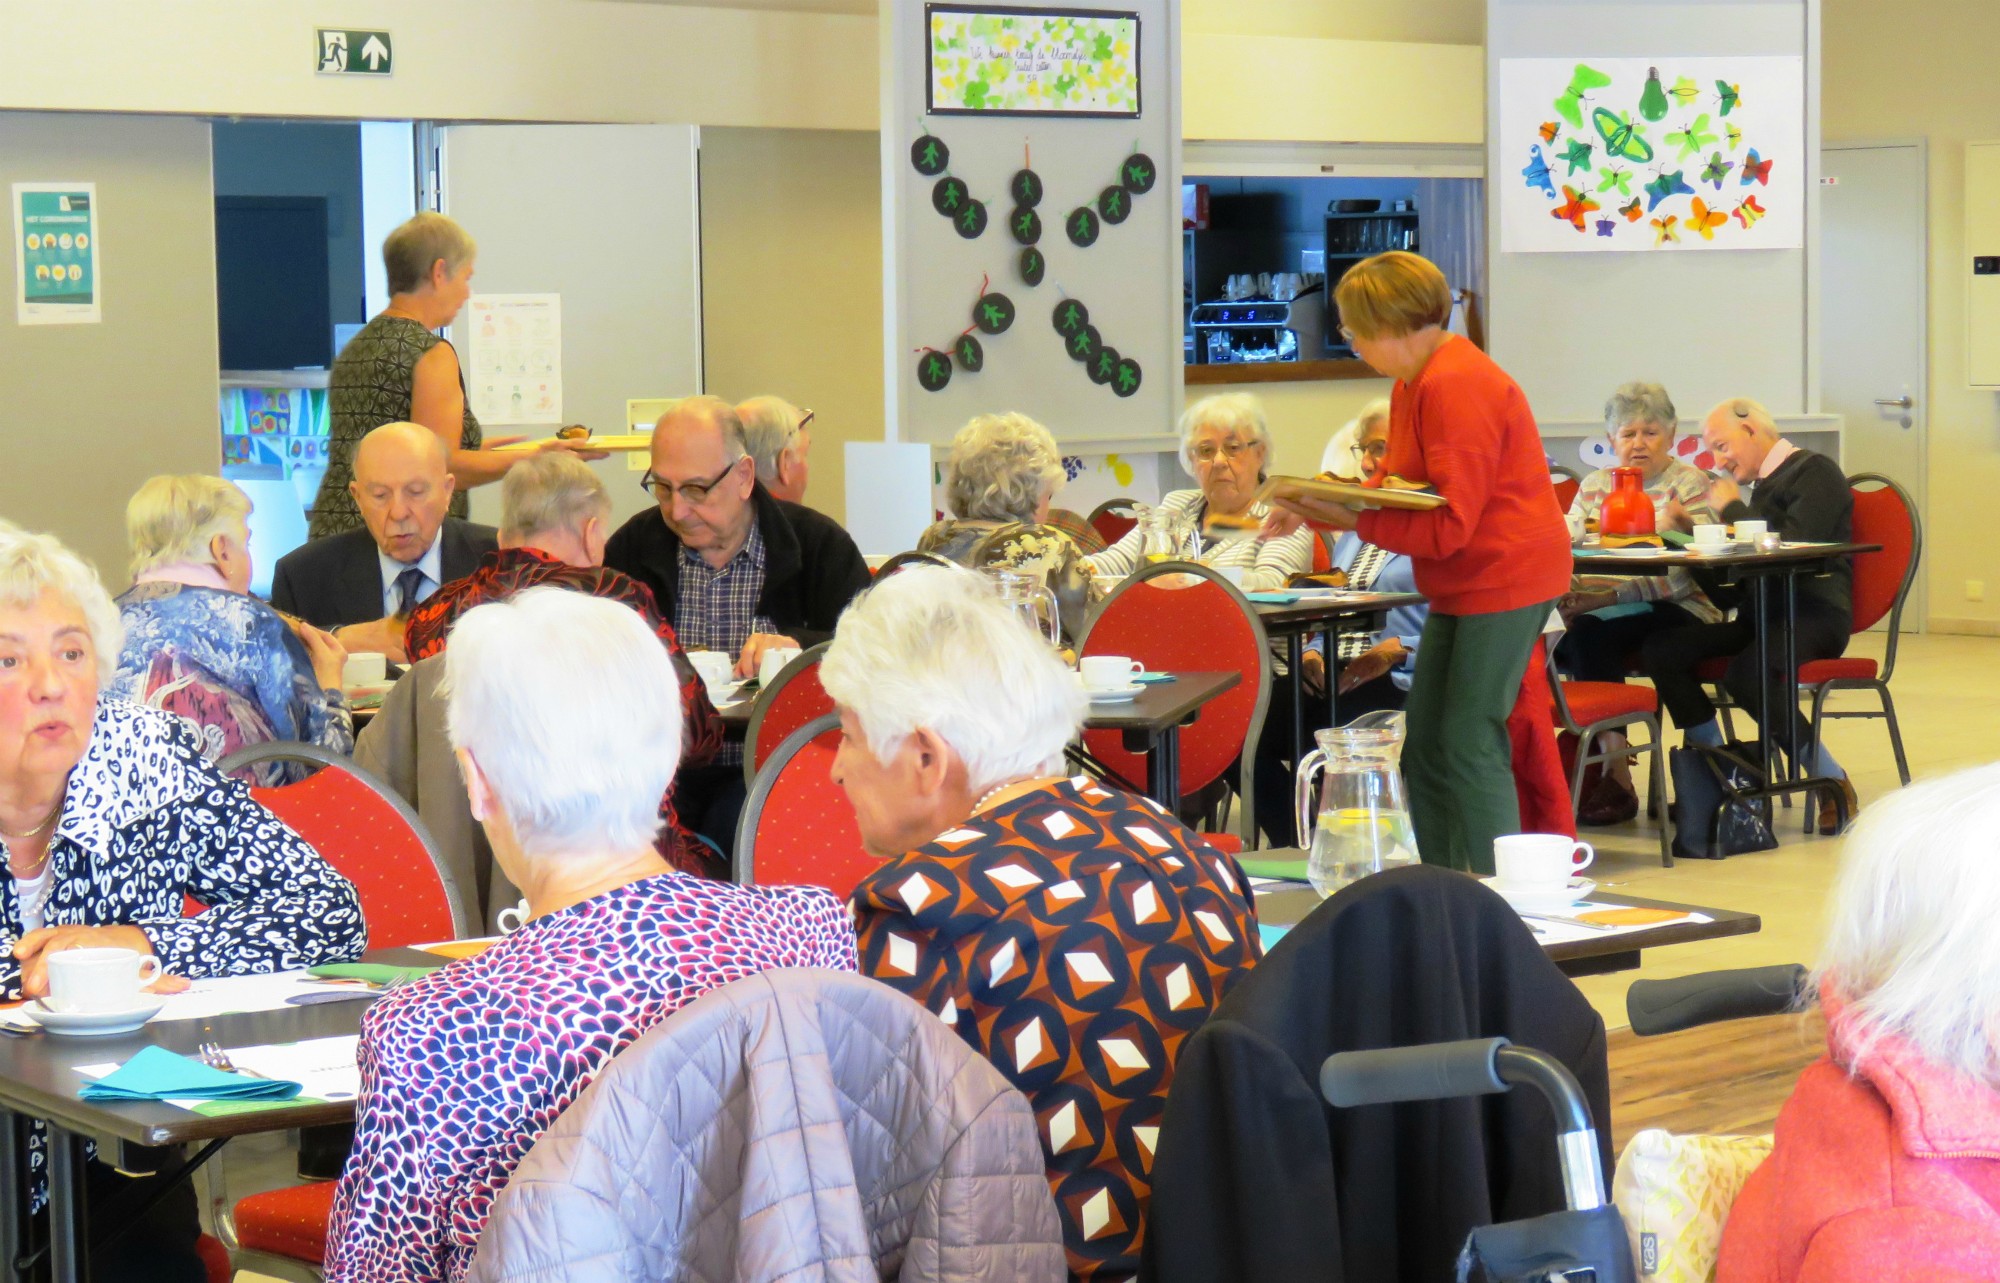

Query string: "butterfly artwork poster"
[1498, 56, 1803, 254]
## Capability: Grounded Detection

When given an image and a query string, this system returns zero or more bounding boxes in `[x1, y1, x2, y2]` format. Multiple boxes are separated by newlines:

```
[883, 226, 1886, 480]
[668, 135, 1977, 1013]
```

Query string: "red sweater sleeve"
[1357, 371, 1509, 561]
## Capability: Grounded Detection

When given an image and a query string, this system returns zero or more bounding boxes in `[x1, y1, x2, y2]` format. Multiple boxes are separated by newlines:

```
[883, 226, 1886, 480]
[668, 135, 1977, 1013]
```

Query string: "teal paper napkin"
[1134, 672, 1177, 684]
[1245, 591, 1301, 604]
[307, 962, 444, 986]
[1259, 923, 1292, 950]
[79, 1045, 301, 1102]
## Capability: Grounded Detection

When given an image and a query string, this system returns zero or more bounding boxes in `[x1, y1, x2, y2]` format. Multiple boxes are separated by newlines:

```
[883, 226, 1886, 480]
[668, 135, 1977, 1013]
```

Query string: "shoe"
[1578, 775, 1640, 827]
[1818, 775, 1859, 835]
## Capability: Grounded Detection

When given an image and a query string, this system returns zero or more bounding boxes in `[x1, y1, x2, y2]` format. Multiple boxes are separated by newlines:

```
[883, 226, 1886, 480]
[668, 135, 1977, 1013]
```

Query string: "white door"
[438, 124, 704, 528]
[1820, 141, 1927, 629]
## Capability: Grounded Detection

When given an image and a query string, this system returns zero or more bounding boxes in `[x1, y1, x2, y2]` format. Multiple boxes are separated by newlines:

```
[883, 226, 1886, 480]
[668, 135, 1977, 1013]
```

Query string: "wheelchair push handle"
[1626, 964, 1808, 1037]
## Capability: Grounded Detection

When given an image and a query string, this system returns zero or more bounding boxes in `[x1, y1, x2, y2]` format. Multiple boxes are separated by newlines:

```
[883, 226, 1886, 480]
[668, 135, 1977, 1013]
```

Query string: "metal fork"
[196, 1041, 238, 1073]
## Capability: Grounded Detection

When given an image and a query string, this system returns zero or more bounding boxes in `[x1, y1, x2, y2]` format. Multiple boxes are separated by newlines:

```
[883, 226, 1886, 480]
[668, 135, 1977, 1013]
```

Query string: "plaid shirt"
[401, 546, 726, 875]
[676, 525, 777, 767]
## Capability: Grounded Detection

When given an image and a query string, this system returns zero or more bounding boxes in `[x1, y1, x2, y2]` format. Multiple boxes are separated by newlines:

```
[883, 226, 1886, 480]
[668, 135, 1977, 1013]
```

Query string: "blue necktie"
[392, 566, 427, 617]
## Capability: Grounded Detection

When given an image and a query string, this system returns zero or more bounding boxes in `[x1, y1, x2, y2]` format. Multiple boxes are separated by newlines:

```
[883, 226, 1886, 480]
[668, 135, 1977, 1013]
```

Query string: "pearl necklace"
[973, 779, 1030, 814]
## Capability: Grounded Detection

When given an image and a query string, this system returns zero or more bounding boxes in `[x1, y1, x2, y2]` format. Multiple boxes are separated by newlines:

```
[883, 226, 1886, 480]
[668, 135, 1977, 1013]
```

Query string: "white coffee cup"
[1733, 519, 1769, 545]
[1493, 834, 1595, 890]
[45, 947, 161, 1014]
[1079, 655, 1144, 691]
[342, 652, 387, 687]
[687, 650, 735, 692]
[758, 646, 803, 689]
[1691, 523, 1729, 548]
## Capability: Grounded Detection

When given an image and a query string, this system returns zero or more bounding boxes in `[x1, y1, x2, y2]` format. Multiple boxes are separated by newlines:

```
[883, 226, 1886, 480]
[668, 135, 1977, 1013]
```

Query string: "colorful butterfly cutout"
[1726, 123, 1744, 151]
[1740, 149, 1774, 186]
[1552, 185, 1602, 231]
[1596, 218, 1617, 238]
[1668, 76, 1701, 107]
[1645, 169, 1694, 212]
[1700, 151, 1736, 189]
[1597, 167, 1633, 197]
[1522, 145, 1556, 199]
[1539, 121, 1561, 144]
[1559, 138, 1595, 175]
[1734, 195, 1768, 229]
[1592, 108, 1655, 164]
[1620, 198, 1643, 223]
[1715, 81, 1742, 115]
[1652, 214, 1680, 246]
[1554, 63, 1613, 128]
[1667, 114, 1719, 161]
[1687, 197, 1729, 240]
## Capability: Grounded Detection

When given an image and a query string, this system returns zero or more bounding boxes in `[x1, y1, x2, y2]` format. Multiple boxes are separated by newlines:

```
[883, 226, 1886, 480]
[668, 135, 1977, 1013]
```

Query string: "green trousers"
[1401, 601, 1554, 876]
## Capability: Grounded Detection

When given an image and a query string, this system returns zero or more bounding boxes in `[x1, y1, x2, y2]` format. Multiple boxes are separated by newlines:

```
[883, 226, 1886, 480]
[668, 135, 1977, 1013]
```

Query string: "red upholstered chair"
[1802, 473, 1919, 788]
[873, 550, 951, 580]
[1075, 560, 1271, 850]
[1312, 529, 1334, 575]
[741, 642, 834, 786]
[1086, 497, 1140, 548]
[1550, 464, 1582, 515]
[227, 1182, 336, 1279]
[1548, 647, 1673, 866]
[735, 713, 881, 898]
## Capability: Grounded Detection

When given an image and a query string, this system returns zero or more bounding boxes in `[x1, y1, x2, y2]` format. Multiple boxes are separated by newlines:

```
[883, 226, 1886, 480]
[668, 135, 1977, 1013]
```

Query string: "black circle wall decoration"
[1098, 185, 1131, 225]
[1010, 206, 1043, 246]
[973, 292, 1016, 335]
[954, 333, 984, 372]
[911, 135, 951, 177]
[1011, 168, 1043, 208]
[1112, 356, 1143, 397]
[1089, 345, 1119, 385]
[1052, 298, 1090, 338]
[1019, 247, 1045, 287]
[1067, 324, 1103, 365]
[916, 349, 953, 392]
[1066, 206, 1101, 247]
[1122, 152, 1158, 195]
[953, 199, 988, 239]
[932, 176, 969, 217]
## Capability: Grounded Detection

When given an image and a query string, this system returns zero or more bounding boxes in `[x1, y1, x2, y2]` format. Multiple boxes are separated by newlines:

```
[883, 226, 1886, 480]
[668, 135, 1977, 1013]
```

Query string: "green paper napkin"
[80, 1045, 300, 1102]
[307, 962, 444, 986]
[1237, 855, 1311, 882]
[1660, 530, 1692, 547]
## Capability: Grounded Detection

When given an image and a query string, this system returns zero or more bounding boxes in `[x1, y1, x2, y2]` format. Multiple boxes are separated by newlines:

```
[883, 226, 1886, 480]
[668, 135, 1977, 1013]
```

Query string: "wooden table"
[1252, 871, 1760, 979]
[1572, 541, 1878, 828]
[718, 670, 1244, 808]
[1251, 590, 1427, 775]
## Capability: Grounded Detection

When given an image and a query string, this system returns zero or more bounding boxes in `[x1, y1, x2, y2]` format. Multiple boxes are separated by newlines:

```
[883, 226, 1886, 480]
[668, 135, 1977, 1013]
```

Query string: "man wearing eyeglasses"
[736, 396, 814, 505]
[606, 396, 870, 853]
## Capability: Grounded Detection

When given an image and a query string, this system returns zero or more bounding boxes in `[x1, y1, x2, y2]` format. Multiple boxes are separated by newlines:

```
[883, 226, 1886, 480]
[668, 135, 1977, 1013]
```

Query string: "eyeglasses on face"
[1350, 439, 1390, 460]
[1192, 439, 1257, 464]
[640, 457, 744, 506]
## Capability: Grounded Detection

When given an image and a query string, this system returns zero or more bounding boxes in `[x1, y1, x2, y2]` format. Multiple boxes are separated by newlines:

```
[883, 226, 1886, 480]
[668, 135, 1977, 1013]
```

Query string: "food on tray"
[555, 424, 590, 440]
[1598, 532, 1666, 549]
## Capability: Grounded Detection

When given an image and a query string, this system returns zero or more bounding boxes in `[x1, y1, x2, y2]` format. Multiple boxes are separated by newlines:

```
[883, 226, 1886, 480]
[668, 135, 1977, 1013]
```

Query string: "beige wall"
[1824, 0, 2000, 631]
[0, 113, 219, 587]
[698, 128, 884, 527]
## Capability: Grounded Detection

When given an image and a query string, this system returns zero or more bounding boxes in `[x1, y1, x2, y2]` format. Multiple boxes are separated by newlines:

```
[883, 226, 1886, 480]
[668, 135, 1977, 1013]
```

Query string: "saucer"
[1480, 876, 1596, 913]
[1086, 683, 1142, 703]
[20, 997, 166, 1037]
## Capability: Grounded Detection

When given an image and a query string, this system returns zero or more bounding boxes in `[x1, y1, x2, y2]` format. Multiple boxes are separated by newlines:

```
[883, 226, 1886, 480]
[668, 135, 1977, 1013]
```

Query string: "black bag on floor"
[1669, 742, 1777, 860]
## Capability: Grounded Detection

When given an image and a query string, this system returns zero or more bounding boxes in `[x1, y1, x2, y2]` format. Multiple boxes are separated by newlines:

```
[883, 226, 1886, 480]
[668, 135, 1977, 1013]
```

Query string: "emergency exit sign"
[315, 28, 393, 76]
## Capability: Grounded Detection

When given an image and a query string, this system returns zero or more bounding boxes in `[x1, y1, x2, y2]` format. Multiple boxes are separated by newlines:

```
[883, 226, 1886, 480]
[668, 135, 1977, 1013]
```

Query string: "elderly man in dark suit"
[272, 421, 496, 662]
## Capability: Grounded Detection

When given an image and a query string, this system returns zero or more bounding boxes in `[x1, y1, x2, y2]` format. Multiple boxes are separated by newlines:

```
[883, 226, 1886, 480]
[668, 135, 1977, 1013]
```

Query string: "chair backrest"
[1552, 475, 1581, 513]
[735, 713, 879, 898]
[1047, 505, 1108, 555]
[1086, 497, 1140, 547]
[1845, 472, 1921, 675]
[741, 642, 834, 785]
[1075, 560, 1272, 840]
[873, 550, 951, 580]
[1312, 529, 1335, 574]
[216, 742, 470, 946]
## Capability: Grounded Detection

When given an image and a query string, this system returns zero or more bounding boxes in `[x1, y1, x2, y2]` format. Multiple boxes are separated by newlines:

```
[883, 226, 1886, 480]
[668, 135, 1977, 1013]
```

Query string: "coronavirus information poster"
[14, 182, 100, 325]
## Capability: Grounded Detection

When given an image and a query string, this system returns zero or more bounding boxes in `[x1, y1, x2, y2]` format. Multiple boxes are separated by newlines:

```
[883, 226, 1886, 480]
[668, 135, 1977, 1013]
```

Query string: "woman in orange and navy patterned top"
[822, 564, 1261, 1279]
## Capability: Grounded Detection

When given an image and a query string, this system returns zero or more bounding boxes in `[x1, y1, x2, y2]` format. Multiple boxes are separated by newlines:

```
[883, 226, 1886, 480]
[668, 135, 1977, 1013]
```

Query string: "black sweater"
[603, 485, 871, 649]
[1713, 446, 1853, 623]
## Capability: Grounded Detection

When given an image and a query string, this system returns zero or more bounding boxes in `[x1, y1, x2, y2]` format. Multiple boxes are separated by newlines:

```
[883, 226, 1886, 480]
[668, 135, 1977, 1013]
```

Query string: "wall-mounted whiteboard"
[882, 0, 1183, 448]
[1497, 56, 1804, 254]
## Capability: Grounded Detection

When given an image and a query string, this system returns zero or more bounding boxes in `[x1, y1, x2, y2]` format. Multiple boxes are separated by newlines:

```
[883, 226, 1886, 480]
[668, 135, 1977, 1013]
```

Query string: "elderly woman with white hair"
[0, 523, 363, 1279]
[828, 565, 1261, 1279]
[1717, 760, 2000, 1278]
[1319, 397, 1392, 478]
[110, 475, 352, 784]
[324, 588, 855, 1283]
[1088, 392, 1314, 589]
[918, 411, 1095, 636]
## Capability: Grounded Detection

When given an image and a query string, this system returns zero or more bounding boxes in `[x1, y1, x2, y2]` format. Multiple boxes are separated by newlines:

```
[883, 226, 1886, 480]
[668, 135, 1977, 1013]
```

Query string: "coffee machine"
[1188, 295, 1328, 365]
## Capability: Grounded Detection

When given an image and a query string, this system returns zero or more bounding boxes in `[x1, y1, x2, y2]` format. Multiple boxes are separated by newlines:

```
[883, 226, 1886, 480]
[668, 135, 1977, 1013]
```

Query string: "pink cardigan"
[1717, 1004, 2000, 1282]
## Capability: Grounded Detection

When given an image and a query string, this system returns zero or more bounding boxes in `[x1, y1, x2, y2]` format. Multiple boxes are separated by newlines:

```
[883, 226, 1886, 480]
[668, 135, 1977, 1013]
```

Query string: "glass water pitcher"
[987, 567, 1062, 647]
[1296, 710, 1421, 897]
[1139, 505, 1198, 564]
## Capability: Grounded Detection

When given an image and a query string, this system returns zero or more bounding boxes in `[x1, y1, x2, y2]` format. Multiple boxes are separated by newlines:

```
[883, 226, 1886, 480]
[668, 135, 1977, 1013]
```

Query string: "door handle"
[1874, 396, 1914, 409]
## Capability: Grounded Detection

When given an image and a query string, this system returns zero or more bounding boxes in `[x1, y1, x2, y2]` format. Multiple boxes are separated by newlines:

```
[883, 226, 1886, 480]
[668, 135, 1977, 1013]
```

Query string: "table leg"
[0, 1112, 24, 1283]
[1287, 632, 1304, 770]
[1148, 727, 1181, 808]
[1784, 573, 1801, 781]
[1754, 575, 1775, 777]
[46, 1127, 88, 1283]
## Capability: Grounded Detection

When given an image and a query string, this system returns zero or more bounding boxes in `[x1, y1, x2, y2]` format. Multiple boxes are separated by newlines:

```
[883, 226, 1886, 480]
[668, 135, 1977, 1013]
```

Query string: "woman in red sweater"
[1717, 761, 2000, 1281]
[1270, 253, 1570, 874]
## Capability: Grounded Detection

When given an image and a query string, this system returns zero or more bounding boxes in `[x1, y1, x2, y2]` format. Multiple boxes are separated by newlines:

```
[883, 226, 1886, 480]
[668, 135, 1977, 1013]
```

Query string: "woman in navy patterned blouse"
[325, 587, 857, 1283]
[0, 524, 366, 1280]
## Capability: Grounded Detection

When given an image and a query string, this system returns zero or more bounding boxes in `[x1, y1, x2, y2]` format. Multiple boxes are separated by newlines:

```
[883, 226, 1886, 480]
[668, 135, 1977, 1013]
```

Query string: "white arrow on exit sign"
[315, 28, 393, 76]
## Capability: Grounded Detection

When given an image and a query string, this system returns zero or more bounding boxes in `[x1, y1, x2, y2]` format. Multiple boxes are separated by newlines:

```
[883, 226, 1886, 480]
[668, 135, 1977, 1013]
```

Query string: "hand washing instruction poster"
[467, 293, 563, 425]
[13, 182, 100, 324]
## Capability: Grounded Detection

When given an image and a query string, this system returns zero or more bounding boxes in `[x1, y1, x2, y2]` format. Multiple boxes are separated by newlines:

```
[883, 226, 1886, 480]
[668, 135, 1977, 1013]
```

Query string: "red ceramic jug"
[1599, 466, 1656, 537]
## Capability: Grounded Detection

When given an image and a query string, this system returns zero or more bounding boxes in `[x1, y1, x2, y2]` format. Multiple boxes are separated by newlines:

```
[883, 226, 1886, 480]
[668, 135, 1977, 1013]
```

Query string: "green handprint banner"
[927, 5, 1140, 117]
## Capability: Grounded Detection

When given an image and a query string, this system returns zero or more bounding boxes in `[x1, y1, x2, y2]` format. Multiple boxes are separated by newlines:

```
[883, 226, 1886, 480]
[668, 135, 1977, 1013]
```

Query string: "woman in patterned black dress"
[312, 212, 596, 538]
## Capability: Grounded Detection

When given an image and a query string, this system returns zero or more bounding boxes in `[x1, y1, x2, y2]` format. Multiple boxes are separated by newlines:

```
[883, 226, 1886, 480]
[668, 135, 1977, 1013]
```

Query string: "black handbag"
[1669, 742, 1777, 860]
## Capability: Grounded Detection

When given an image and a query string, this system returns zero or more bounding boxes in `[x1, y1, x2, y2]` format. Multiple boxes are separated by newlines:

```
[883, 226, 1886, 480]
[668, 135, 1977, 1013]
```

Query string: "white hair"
[1178, 393, 1273, 479]
[944, 413, 1065, 523]
[0, 523, 124, 685]
[820, 564, 1085, 794]
[1707, 396, 1779, 440]
[499, 452, 609, 544]
[126, 475, 252, 576]
[737, 396, 806, 486]
[1325, 398, 1392, 481]
[1605, 382, 1678, 437]
[1817, 760, 2000, 1084]
[440, 587, 682, 857]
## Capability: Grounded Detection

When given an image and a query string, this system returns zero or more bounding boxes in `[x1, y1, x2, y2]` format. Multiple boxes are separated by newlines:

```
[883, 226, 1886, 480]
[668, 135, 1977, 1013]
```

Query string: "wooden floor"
[1606, 1010, 1825, 1153]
